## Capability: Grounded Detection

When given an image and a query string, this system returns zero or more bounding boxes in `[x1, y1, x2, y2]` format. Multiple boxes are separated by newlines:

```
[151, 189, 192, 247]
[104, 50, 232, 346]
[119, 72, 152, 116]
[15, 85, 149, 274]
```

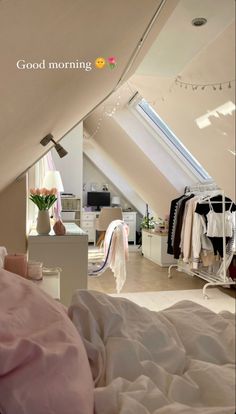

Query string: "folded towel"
[0, 246, 7, 268]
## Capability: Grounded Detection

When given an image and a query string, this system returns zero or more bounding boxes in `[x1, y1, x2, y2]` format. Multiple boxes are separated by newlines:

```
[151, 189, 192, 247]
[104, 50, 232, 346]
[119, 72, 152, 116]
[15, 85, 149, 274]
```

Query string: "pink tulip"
[51, 188, 57, 195]
[41, 188, 47, 195]
[35, 188, 41, 195]
[30, 188, 36, 195]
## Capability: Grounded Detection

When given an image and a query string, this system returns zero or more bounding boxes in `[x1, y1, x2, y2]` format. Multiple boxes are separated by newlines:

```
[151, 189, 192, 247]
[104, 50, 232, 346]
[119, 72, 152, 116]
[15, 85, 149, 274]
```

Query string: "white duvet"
[69, 290, 236, 414]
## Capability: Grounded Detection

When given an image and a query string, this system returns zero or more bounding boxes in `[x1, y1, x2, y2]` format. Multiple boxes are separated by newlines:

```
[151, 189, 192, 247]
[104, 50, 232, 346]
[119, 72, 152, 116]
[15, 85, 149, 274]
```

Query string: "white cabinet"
[28, 223, 88, 306]
[81, 211, 137, 244]
[81, 212, 97, 243]
[123, 212, 137, 243]
[142, 230, 176, 267]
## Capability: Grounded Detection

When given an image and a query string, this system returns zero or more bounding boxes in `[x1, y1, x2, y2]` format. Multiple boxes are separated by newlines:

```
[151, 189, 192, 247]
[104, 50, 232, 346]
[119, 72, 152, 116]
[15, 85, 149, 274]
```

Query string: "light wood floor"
[88, 249, 207, 294]
[88, 248, 236, 299]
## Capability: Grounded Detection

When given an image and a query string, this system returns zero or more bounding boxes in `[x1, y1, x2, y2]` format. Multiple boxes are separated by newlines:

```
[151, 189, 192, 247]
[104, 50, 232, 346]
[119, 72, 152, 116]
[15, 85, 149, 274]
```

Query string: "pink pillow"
[0, 269, 94, 414]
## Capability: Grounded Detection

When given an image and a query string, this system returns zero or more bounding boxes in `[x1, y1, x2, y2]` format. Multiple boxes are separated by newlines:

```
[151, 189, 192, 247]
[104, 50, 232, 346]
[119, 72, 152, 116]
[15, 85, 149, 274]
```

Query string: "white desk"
[81, 211, 137, 244]
[28, 223, 88, 306]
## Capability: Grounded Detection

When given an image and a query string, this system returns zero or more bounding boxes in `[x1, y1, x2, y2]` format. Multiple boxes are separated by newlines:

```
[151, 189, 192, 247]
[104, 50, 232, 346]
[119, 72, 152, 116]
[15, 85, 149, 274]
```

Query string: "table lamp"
[43, 171, 64, 193]
[111, 196, 121, 207]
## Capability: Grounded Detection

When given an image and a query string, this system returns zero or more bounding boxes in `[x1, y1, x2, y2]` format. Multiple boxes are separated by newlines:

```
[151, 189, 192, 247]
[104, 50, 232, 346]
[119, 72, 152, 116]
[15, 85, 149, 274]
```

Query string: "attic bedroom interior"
[0, 1, 235, 413]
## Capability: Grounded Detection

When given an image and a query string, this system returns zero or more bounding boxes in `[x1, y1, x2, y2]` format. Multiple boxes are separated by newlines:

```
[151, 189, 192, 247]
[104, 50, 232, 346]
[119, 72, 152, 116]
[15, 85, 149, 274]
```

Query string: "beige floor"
[88, 248, 203, 293]
[88, 247, 236, 299]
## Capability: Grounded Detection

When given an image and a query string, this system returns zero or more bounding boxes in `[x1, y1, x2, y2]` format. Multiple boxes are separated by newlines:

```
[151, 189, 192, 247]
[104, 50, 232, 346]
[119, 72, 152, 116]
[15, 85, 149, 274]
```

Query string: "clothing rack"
[168, 184, 236, 298]
[184, 182, 219, 194]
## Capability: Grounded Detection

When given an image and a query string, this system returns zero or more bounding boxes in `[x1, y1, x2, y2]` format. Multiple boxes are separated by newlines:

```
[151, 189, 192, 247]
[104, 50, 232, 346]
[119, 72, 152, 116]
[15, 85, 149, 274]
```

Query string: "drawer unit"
[81, 220, 94, 229]
[81, 212, 97, 243]
[123, 212, 135, 221]
[122, 212, 137, 243]
[82, 213, 96, 221]
[82, 228, 95, 243]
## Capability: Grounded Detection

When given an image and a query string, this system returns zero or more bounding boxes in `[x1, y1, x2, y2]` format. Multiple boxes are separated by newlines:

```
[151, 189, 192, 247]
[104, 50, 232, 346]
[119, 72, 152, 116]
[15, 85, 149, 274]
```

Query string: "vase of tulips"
[29, 188, 57, 235]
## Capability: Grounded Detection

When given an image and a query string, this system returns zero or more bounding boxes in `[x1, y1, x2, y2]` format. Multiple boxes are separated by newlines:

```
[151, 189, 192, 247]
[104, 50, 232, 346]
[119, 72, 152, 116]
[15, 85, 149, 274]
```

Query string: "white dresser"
[142, 229, 176, 267]
[81, 211, 137, 244]
[80, 212, 97, 243]
[28, 223, 88, 306]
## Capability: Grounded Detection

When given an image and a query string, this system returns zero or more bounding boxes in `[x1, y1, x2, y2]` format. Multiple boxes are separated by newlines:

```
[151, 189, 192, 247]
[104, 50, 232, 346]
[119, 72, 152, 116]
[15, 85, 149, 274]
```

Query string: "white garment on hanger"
[206, 200, 234, 238]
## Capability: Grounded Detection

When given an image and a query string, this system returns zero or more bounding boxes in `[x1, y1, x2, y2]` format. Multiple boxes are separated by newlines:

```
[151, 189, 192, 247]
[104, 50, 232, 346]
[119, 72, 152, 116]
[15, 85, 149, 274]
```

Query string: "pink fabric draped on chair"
[103, 219, 129, 293]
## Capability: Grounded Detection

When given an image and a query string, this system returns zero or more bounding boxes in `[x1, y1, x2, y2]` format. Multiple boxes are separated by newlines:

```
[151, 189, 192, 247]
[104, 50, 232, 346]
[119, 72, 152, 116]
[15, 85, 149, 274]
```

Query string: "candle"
[27, 261, 43, 280]
[4, 254, 27, 278]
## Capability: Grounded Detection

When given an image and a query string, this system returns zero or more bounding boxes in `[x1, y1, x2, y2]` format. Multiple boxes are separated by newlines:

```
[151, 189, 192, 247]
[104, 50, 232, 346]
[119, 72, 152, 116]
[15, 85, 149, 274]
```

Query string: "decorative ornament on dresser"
[53, 204, 66, 236]
[29, 188, 57, 235]
[53, 219, 66, 236]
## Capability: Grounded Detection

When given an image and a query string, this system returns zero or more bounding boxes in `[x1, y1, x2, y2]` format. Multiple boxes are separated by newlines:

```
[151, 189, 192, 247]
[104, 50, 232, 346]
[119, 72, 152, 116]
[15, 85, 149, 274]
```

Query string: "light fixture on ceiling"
[191, 17, 207, 27]
[40, 134, 68, 158]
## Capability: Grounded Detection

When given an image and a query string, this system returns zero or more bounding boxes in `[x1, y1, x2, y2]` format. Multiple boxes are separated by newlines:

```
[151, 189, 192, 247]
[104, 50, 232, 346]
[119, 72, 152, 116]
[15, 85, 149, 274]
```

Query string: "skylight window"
[135, 98, 211, 181]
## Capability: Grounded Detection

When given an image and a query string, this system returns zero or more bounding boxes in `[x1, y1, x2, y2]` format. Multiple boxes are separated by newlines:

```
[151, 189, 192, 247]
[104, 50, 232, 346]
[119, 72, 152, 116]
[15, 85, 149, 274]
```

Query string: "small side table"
[28, 223, 88, 306]
[32, 271, 60, 300]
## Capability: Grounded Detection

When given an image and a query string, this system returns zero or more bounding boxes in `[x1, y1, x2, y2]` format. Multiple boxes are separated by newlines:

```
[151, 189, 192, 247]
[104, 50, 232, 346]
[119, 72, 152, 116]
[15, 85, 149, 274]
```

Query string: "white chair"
[88, 219, 129, 293]
[95, 207, 123, 246]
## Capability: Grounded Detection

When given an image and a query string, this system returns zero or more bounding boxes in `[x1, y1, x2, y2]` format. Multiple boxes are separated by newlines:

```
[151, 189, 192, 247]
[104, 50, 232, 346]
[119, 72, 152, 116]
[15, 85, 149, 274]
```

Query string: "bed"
[0, 268, 235, 414]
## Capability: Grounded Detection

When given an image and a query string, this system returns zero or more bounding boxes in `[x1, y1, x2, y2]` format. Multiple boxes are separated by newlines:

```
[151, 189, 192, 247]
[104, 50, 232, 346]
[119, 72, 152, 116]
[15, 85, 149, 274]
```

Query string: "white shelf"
[61, 197, 81, 224]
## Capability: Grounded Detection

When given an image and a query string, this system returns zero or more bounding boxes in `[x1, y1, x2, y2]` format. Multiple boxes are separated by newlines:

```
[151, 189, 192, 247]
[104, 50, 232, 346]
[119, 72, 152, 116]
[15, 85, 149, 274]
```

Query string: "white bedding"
[69, 290, 236, 414]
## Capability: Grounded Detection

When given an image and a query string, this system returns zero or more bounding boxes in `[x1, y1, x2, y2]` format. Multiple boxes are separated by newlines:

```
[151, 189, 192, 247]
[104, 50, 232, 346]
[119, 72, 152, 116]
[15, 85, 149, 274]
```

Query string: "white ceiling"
[136, 0, 235, 76]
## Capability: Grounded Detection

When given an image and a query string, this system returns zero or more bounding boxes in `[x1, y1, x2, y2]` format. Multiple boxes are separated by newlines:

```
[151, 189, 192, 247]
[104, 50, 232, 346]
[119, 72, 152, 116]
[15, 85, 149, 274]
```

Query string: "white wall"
[83, 155, 135, 211]
[85, 115, 178, 218]
[52, 123, 83, 201]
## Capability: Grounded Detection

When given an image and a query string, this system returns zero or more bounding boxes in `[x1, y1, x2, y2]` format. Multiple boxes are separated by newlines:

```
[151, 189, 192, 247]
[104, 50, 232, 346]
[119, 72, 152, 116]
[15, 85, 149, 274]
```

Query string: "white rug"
[110, 288, 235, 314]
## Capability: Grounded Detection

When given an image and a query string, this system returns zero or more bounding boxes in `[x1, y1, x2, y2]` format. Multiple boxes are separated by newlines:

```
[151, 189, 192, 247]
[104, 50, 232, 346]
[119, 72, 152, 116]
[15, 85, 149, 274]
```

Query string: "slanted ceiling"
[84, 0, 235, 217]
[0, 0, 178, 193]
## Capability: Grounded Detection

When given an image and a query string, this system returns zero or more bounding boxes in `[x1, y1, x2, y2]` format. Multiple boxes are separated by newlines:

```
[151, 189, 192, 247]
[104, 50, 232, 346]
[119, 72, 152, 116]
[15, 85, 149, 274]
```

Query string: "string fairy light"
[175, 77, 235, 92]
[87, 82, 137, 139]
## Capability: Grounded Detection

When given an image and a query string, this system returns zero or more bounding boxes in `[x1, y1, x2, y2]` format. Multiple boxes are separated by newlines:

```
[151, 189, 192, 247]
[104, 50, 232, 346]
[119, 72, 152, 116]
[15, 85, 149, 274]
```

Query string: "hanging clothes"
[206, 200, 234, 237]
[195, 195, 236, 258]
[167, 195, 186, 255]
[173, 194, 194, 259]
[180, 196, 199, 262]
